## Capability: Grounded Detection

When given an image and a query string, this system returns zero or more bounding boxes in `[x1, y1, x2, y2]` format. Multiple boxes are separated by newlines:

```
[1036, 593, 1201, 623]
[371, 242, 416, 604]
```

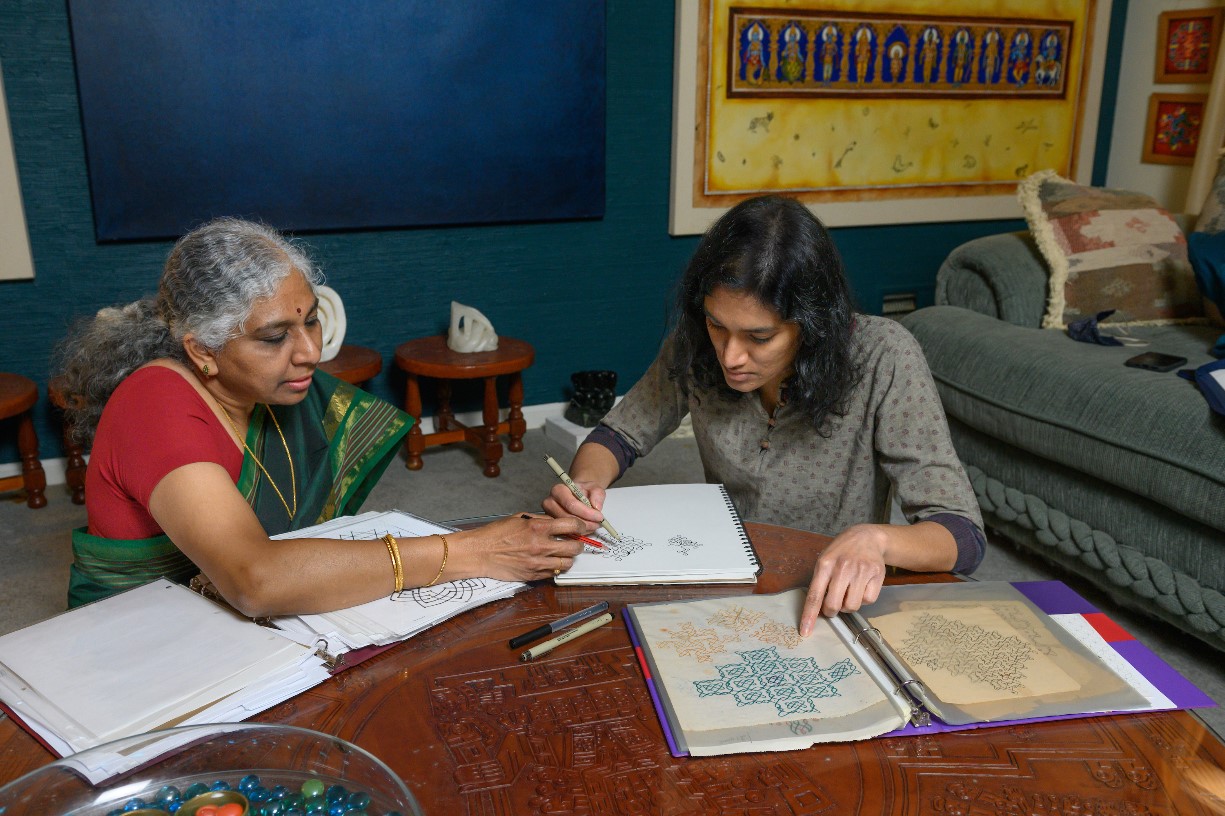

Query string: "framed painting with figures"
[669, 0, 1112, 234]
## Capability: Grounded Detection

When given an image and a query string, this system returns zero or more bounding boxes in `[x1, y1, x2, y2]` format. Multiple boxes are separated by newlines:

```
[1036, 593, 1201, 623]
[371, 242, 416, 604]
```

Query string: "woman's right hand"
[542, 480, 608, 526]
[539, 443, 622, 525]
[452, 513, 592, 583]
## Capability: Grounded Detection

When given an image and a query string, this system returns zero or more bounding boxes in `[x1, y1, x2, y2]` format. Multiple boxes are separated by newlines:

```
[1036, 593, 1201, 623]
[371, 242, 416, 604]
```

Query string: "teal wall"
[0, 1, 1125, 467]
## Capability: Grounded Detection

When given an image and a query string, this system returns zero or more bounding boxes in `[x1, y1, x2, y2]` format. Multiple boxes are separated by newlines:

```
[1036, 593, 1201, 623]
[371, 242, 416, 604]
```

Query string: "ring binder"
[624, 582, 1166, 757]
[312, 639, 343, 671]
[852, 625, 881, 646]
[897, 680, 933, 726]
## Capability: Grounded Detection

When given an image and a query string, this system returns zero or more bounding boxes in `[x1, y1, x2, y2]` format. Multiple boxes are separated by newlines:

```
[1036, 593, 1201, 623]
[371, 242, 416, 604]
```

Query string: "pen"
[544, 455, 623, 541]
[517, 513, 603, 549]
[508, 600, 611, 649]
[519, 612, 614, 661]
[568, 533, 605, 549]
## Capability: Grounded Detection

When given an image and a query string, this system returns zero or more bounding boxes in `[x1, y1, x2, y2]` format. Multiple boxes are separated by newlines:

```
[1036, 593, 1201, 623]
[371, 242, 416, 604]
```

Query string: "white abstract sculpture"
[447, 301, 499, 353]
[315, 285, 347, 363]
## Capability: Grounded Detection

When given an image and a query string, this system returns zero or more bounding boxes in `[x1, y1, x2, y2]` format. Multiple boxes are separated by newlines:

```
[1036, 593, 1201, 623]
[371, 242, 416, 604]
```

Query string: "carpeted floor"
[1, 427, 1221, 739]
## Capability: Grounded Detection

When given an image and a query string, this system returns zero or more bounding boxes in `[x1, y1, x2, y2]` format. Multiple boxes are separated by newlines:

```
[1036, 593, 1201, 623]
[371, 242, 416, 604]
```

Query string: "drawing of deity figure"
[949, 28, 972, 85]
[918, 27, 941, 83]
[980, 29, 1001, 84]
[888, 43, 906, 81]
[777, 21, 805, 84]
[852, 25, 874, 83]
[1035, 30, 1062, 87]
[1008, 30, 1032, 86]
[740, 20, 768, 86]
[883, 25, 909, 83]
[818, 23, 841, 83]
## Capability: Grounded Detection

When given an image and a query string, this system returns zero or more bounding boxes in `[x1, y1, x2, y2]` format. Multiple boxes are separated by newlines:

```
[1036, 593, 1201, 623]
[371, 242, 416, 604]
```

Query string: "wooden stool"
[319, 344, 383, 387]
[394, 336, 534, 477]
[47, 376, 86, 505]
[0, 373, 46, 508]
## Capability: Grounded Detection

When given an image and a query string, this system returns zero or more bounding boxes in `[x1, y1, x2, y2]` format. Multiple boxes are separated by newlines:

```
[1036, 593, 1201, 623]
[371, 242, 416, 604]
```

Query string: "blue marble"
[183, 782, 209, 800]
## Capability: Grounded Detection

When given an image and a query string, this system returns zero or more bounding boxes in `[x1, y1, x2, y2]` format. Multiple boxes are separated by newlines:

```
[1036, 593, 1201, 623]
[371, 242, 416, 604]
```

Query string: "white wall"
[1106, 0, 1225, 210]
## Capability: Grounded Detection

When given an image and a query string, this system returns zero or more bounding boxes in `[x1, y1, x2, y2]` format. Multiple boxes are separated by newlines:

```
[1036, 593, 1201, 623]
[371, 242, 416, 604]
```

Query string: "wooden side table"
[47, 376, 86, 505]
[394, 336, 534, 477]
[0, 373, 46, 508]
[318, 344, 383, 387]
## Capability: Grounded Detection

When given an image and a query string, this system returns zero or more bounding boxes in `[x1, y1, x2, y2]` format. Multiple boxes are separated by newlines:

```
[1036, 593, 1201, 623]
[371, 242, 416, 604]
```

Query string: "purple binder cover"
[888, 580, 1214, 737]
[626, 581, 1216, 756]
[622, 607, 683, 756]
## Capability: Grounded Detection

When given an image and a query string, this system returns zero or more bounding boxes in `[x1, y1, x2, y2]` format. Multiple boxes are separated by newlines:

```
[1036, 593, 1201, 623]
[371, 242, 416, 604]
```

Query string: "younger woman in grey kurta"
[543, 194, 985, 632]
[587, 315, 985, 575]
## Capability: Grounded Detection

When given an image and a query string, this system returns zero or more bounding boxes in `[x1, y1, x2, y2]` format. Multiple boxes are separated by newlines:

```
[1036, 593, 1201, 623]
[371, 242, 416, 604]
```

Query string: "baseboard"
[0, 457, 70, 488]
[0, 401, 576, 487]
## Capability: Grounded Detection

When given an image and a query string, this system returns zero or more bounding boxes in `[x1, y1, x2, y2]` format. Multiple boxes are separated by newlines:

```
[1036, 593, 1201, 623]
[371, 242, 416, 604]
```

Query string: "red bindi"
[296, 307, 302, 314]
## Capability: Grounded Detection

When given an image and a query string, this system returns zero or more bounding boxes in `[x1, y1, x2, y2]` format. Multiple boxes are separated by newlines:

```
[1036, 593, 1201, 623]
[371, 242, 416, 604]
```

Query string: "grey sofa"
[900, 232, 1225, 653]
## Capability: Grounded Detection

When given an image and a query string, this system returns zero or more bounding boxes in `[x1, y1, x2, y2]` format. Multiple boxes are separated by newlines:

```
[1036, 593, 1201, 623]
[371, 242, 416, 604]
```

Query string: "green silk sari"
[68, 371, 413, 607]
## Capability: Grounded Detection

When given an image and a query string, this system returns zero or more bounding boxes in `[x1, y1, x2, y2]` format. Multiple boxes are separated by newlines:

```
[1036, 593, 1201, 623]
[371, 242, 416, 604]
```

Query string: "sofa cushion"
[901, 305, 1225, 533]
[1018, 170, 1201, 328]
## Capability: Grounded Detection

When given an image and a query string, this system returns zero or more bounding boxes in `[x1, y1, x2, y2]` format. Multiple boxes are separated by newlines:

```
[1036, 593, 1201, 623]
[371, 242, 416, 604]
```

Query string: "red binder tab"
[1083, 612, 1134, 643]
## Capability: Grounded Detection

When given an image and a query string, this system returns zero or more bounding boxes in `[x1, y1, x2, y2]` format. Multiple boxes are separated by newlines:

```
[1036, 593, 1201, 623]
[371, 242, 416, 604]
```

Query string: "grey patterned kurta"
[593, 315, 984, 571]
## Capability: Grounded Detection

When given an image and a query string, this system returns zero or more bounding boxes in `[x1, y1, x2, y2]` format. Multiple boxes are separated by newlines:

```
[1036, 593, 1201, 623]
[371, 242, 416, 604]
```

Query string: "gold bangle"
[425, 534, 449, 587]
[382, 533, 404, 593]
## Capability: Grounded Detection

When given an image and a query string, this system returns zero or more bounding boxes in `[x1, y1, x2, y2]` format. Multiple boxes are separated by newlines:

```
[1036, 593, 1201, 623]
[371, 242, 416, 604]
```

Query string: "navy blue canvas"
[67, 1, 607, 240]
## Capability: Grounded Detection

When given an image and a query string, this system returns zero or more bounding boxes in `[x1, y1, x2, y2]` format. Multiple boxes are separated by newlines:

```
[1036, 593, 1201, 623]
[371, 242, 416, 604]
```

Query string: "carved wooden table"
[2, 522, 1224, 814]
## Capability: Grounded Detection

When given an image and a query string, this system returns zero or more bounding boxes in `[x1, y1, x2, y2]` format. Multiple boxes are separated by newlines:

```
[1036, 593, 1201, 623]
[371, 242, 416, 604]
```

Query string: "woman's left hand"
[798, 524, 889, 636]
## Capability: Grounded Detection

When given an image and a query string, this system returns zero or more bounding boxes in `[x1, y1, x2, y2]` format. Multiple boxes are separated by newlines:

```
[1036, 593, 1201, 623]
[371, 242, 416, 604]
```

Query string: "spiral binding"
[718, 485, 763, 575]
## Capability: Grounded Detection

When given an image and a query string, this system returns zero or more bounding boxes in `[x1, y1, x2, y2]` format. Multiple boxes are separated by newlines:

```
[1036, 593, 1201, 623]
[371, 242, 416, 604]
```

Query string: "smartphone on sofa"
[1124, 352, 1188, 372]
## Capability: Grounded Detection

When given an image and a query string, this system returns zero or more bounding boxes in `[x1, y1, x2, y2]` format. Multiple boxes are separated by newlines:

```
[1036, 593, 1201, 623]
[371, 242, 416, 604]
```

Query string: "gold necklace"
[218, 403, 297, 520]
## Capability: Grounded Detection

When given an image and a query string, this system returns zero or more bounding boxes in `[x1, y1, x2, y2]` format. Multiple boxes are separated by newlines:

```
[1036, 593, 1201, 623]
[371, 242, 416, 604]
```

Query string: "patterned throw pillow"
[1018, 170, 1202, 328]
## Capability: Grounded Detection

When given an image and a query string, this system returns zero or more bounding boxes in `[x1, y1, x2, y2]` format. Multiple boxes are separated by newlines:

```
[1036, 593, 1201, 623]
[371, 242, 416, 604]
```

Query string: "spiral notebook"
[554, 483, 761, 585]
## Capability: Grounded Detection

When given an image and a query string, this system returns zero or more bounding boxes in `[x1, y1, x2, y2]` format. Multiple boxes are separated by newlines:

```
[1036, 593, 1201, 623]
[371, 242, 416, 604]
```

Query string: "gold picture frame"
[669, 0, 1112, 234]
[1155, 8, 1223, 84]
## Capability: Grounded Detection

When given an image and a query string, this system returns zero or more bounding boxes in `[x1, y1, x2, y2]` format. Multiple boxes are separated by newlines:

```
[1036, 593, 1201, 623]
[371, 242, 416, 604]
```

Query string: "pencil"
[544, 455, 623, 541]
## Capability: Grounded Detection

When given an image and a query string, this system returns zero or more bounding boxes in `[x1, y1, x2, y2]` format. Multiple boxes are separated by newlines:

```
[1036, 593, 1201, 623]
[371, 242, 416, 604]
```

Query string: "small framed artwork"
[1155, 7, 1223, 83]
[1143, 93, 1207, 164]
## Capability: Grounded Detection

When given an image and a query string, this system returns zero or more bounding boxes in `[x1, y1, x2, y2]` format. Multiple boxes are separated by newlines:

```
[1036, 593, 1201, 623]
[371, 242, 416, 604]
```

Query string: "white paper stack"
[0, 510, 524, 765]
[555, 484, 762, 585]
[0, 579, 329, 758]
[270, 510, 526, 652]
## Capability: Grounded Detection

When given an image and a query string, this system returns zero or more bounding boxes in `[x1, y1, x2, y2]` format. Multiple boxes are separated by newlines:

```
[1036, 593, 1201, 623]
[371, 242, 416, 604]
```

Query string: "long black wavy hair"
[667, 195, 861, 434]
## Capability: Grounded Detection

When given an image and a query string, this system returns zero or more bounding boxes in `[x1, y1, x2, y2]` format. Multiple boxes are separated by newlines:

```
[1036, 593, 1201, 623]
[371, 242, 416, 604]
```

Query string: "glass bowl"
[0, 722, 422, 815]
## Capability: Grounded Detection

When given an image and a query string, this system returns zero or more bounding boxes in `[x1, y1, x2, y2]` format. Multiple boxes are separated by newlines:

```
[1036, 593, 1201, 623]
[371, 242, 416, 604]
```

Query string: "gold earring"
[202, 364, 210, 377]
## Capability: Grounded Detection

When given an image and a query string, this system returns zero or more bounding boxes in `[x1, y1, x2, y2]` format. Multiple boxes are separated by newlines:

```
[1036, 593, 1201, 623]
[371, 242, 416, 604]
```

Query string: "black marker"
[508, 601, 611, 649]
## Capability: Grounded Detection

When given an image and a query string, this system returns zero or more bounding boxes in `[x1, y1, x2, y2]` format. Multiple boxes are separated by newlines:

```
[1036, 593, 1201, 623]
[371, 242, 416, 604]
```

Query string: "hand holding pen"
[543, 455, 623, 541]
